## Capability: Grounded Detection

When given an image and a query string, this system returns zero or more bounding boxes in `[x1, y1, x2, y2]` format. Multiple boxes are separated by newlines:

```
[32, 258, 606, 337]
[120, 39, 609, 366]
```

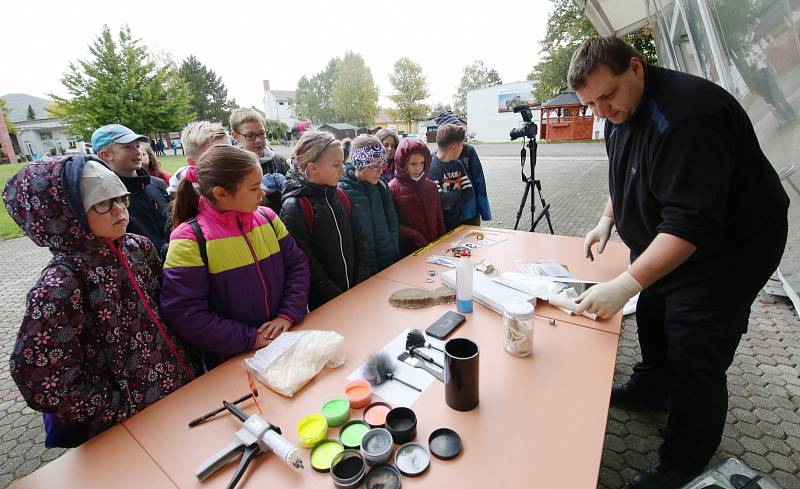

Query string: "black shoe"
[627, 464, 697, 489]
[611, 382, 670, 413]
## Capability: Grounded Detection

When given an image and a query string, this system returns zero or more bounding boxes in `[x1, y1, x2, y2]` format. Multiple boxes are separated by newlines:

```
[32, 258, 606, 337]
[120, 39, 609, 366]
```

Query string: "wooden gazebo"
[539, 92, 594, 141]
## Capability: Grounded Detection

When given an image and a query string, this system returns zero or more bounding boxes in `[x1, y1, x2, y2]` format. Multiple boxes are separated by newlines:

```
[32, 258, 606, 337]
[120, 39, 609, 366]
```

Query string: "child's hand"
[258, 317, 293, 341]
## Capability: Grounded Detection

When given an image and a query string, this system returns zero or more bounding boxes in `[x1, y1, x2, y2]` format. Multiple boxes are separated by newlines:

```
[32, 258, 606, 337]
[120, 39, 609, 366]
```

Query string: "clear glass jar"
[503, 301, 534, 357]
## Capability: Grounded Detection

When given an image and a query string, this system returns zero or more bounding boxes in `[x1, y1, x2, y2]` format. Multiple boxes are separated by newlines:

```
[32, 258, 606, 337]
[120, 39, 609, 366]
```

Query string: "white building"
[14, 118, 86, 159]
[261, 80, 297, 127]
[1, 93, 87, 160]
[466, 81, 541, 142]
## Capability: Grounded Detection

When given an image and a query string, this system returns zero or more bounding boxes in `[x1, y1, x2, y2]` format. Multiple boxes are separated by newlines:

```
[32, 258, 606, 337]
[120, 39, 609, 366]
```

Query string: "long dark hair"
[142, 144, 164, 177]
[172, 145, 259, 227]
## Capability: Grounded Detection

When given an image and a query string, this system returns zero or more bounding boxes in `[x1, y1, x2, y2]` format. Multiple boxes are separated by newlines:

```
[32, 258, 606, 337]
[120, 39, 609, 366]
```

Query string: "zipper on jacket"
[108, 239, 195, 381]
[326, 193, 350, 290]
[238, 218, 272, 319]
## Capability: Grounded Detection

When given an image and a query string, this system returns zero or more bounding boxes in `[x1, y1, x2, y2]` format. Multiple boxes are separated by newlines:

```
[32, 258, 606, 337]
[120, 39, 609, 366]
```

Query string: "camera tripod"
[513, 136, 554, 234]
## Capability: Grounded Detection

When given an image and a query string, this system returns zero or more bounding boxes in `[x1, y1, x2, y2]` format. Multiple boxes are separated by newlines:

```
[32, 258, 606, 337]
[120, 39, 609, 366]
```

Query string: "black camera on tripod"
[509, 104, 553, 234]
[509, 105, 538, 141]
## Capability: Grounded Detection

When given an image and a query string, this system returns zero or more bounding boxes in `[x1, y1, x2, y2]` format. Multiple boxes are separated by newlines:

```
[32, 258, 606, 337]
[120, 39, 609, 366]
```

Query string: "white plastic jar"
[503, 301, 534, 357]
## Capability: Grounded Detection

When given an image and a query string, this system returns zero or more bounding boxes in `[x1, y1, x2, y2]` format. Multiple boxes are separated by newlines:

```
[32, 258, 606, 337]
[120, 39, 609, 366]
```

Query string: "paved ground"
[0, 141, 798, 488]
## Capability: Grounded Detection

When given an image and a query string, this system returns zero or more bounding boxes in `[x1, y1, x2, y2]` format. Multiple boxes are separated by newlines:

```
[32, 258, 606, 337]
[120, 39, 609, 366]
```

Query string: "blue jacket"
[459, 144, 492, 221]
[339, 165, 400, 273]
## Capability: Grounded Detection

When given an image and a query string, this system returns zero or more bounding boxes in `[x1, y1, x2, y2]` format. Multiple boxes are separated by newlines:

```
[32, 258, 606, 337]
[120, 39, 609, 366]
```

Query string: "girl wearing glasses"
[161, 145, 310, 368]
[338, 134, 399, 273]
[3, 157, 201, 448]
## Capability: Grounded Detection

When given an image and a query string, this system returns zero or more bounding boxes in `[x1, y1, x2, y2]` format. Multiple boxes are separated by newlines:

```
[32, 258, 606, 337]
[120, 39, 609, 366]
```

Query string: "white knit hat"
[80, 160, 128, 212]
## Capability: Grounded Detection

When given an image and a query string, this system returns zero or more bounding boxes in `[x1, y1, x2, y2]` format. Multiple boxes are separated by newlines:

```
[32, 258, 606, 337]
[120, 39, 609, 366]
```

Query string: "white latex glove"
[584, 216, 614, 261]
[575, 271, 642, 319]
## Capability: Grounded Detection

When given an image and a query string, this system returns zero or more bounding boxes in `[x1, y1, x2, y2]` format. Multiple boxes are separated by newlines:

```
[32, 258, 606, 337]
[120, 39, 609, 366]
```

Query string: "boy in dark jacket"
[92, 124, 171, 256]
[435, 111, 492, 225]
[280, 130, 372, 309]
[428, 123, 474, 231]
[338, 134, 400, 273]
[3, 155, 200, 448]
[389, 138, 446, 255]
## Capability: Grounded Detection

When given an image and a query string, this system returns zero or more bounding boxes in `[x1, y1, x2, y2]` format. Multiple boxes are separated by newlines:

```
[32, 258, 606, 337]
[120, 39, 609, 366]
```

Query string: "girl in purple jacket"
[161, 145, 310, 368]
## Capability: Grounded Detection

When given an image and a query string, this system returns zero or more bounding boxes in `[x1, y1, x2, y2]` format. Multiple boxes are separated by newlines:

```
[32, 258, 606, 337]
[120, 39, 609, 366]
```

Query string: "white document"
[441, 269, 535, 315]
[347, 329, 442, 408]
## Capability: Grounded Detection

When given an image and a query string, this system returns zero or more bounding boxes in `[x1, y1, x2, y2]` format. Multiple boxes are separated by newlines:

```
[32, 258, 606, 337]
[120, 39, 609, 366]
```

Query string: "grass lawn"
[0, 155, 189, 240]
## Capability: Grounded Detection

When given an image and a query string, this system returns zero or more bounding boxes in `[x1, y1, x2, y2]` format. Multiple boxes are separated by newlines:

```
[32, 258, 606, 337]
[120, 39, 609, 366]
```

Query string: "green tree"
[264, 119, 289, 140]
[1, 100, 17, 134]
[295, 58, 341, 123]
[527, 0, 657, 103]
[428, 102, 453, 119]
[388, 57, 430, 129]
[26, 104, 36, 120]
[708, 0, 767, 52]
[178, 55, 238, 125]
[453, 60, 503, 115]
[49, 25, 193, 140]
[331, 51, 380, 126]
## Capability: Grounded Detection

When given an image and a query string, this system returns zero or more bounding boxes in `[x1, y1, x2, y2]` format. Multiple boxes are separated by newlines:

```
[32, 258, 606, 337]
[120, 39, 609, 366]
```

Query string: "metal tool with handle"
[398, 351, 444, 382]
[194, 401, 303, 489]
[408, 346, 444, 369]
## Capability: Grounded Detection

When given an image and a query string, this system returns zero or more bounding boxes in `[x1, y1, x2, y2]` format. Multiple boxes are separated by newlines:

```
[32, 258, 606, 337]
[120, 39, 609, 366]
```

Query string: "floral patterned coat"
[2, 156, 202, 448]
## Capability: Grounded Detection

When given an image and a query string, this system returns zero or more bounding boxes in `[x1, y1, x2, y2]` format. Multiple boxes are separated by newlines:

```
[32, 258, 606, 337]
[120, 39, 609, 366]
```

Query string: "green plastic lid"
[322, 398, 351, 427]
[310, 439, 344, 472]
[339, 420, 371, 449]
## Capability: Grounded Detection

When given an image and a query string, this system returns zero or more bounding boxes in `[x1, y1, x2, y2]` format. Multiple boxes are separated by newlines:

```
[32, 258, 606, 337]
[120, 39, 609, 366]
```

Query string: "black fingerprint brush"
[364, 351, 421, 392]
[406, 329, 444, 369]
[407, 328, 444, 353]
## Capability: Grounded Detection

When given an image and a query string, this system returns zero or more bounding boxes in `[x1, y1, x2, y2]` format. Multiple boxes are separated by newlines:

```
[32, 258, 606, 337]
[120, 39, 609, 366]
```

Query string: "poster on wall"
[498, 91, 535, 113]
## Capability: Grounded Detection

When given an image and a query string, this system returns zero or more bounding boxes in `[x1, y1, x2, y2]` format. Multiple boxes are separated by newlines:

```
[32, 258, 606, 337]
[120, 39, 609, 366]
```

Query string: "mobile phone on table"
[425, 311, 466, 340]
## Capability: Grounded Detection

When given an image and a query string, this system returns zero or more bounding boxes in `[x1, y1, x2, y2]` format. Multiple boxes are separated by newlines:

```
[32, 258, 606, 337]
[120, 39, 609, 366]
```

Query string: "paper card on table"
[347, 329, 442, 408]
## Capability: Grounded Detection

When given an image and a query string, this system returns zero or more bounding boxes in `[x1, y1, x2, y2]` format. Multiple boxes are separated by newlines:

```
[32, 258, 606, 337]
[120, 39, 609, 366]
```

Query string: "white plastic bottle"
[456, 250, 473, 313]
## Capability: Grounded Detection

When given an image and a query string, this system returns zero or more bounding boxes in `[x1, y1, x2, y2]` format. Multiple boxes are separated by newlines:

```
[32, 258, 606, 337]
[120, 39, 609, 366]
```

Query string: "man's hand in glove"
[584, 216, 614, 261]
[575, 271, 642, 319]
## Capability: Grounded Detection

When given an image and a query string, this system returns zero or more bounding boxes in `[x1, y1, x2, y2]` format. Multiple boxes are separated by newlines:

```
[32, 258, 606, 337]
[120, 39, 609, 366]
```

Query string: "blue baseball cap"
[91, 124, 148, 153]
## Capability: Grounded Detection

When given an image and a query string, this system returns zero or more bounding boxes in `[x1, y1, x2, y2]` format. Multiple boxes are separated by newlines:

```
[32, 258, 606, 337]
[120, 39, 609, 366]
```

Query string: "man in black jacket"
[91, 124, 171, 257]
[568, 37, 789, 489]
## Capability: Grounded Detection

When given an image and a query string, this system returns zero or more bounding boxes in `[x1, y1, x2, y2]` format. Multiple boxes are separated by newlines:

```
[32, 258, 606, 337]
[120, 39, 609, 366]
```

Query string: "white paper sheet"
[346, 329, 443, 408]
[441, 268, 535, 315]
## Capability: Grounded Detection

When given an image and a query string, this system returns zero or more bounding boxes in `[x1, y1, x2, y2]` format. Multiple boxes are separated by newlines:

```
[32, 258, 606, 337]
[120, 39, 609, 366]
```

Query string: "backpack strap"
[298, 196, 315, 233]
[189, 210, 278, 269]
[187, 218, 208, 267]
[335, 187, 351, 214]
[297, 191, 349, 235]
[256, 208, 280, 236]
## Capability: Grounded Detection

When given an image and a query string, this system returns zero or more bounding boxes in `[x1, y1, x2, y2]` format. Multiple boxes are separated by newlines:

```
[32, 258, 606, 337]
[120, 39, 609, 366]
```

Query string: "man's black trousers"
[632, 290, 749, 474]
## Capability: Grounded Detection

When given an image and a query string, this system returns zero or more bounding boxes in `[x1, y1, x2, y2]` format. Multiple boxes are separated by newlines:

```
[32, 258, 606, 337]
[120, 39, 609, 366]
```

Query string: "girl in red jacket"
[389, 138, 446, 255]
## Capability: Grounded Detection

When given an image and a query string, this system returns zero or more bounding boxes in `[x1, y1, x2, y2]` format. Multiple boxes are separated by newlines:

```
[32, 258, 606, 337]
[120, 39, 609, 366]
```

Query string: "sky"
[2, 0, 553, 111]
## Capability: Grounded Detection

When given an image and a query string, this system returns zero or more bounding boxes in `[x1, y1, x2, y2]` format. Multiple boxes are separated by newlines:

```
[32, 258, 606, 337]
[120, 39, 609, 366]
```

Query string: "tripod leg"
[532, 203, 551, 232]
[514, 181, 532, 231]
[534, 180, 555, 235]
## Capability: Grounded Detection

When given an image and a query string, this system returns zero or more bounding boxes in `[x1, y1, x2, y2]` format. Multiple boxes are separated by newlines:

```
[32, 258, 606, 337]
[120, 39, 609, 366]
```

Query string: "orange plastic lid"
[345, 379, 371, 408]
